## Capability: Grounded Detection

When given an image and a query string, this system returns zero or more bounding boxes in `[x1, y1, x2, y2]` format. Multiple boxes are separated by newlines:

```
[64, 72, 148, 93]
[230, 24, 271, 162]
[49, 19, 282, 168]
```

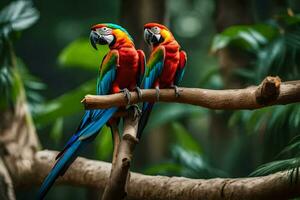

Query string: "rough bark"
[82, 77, 300, 110]
[0, 89, 40, 200]
[13, 150, 300, 200]
[102, 109, 139, 200]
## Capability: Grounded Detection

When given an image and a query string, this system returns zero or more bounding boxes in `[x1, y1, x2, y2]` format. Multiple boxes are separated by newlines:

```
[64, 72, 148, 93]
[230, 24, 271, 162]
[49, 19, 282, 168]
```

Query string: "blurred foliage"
[0, 1, 40, 110]
[95, 125, 113, 161]
[144, 122, 227, 178]
[33, 80, 95, 126]
[213, 12, 300, 176]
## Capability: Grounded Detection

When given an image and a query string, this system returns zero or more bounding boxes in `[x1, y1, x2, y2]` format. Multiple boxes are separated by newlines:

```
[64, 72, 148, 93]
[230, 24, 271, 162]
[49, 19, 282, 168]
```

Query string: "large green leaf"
[0, 1, 39, 37]
[250, 158, 300, 177]
[33, 80, 96, 126]
[211, 24, 278, 53]
[58, 38, 109, 70]
[171, 122, 202, 154]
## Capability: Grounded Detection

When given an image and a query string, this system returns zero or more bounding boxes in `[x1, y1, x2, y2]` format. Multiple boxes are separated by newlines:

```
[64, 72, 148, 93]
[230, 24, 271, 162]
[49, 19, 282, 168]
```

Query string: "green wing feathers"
[99, 50, 119, 81]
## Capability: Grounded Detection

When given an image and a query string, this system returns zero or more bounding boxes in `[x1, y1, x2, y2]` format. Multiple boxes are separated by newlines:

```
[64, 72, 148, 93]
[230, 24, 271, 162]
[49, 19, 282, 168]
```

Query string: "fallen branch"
[82, 76, 300, 110]
[14, 150, 300, 200]
[102, 109, 139, 200]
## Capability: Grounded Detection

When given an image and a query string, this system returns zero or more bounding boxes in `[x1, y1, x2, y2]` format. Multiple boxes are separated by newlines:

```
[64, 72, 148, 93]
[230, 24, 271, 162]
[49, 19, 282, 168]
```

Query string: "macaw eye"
[151, 27, 160, 34]
[97, 27, 112, 35]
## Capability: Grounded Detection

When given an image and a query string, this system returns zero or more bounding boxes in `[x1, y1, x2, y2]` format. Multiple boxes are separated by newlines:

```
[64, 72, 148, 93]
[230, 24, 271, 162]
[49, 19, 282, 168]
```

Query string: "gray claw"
[135, 87, 142, 100]
[172, 85, 180, 98]
[120, 88, 131, 105]
[155, 86, 160, 101]
[129, 104, 141, 120]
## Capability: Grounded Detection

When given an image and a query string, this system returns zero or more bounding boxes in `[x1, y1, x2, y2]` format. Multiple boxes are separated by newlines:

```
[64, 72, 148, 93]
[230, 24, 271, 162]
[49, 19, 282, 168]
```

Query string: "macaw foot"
[134, 86, 142, 100]
[171, 85, 180, 98]
[155, 86, 160, 101]
[120, 88, 131, 105]
[128, 104, 141, 120]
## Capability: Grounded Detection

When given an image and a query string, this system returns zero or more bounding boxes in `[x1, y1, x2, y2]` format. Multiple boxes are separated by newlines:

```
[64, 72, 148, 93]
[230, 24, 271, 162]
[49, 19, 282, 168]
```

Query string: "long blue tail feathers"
[38, 107, 117, 199]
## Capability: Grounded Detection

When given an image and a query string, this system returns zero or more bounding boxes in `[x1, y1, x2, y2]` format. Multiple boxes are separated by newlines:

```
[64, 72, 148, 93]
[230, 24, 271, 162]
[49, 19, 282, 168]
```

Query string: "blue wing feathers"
[143, 61, 164, 89]
[174, 67, 186, 86]
[97, 68, 116, 95]
[38, 140, 84, 199]
[39, 49, 119, 199]
[39, 107, 117, 199]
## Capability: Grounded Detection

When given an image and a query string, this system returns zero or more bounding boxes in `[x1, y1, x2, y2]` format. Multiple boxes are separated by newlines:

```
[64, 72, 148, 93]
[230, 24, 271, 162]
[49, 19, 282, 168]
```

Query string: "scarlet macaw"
[38, 23, 145, 199]
[137, 23, 187, 138]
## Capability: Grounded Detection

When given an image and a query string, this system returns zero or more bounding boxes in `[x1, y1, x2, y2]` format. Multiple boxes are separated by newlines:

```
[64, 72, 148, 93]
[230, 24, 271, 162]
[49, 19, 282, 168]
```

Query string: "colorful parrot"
[38, 23, 145, 199]
[137, 23, 187, 139]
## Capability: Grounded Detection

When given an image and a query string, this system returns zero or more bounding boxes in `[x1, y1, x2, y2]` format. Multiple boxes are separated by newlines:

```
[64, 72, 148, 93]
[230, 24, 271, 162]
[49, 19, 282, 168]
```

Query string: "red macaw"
[38, 23, 145, 199]
[137, 23, 187, 138]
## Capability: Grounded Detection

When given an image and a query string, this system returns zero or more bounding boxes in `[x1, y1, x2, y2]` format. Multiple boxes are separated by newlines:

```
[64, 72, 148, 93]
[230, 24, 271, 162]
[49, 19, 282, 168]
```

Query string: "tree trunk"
[0, 43, 40, 200]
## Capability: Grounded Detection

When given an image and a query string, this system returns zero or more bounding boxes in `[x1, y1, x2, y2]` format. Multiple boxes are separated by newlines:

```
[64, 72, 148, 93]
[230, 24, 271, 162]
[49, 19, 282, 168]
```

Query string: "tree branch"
[102, 109, 139, 200]
[13, 150, 300, 200]
[82, 76, 300, 110]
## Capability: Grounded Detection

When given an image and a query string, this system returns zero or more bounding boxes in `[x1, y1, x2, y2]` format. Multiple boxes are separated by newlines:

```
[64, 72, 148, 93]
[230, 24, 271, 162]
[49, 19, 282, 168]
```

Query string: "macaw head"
[144, 23, 173, 46]
[90, 23, 133, 49]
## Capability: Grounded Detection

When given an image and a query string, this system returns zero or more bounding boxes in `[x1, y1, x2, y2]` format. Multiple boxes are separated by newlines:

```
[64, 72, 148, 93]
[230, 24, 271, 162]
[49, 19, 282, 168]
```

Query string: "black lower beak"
[90, 31, 108, 50]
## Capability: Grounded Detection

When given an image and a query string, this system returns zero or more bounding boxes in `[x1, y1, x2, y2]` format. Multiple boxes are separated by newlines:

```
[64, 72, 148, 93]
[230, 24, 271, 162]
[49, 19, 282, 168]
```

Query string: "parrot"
[38, 23, 145, 199]
[137, 23, 187, 139]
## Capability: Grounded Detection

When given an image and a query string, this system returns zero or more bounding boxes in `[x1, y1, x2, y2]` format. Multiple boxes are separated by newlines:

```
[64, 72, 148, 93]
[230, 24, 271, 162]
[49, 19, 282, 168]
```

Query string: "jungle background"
[0, 0, 300, 199]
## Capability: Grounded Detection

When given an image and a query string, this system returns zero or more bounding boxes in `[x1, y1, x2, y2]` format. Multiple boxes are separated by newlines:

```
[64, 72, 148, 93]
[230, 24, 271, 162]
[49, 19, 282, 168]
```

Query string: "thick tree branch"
[83, 77, 300, 110]
[14, 150, 300, 200]
[102, 109, 139, 200]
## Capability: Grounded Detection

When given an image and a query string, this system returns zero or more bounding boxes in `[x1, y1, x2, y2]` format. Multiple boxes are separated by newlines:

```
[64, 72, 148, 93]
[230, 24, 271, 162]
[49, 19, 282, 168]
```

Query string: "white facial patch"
[96, 27, 112, 35]
[103, 35, 114, 45]
[151, 26, 161, 34]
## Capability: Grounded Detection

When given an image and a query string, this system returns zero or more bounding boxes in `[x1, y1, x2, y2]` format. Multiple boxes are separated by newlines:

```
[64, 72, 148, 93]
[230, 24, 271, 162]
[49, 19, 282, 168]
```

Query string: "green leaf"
[211, 24, 278, 53]
[171, 122, 202, 154]
[250, 158, 300, 176]
[33, 79, 95, 126]
[0, 1, 39, 37]
[58, 38, 109, 70]
[144, 162, 183, 176]
[171, 145, 228, 178]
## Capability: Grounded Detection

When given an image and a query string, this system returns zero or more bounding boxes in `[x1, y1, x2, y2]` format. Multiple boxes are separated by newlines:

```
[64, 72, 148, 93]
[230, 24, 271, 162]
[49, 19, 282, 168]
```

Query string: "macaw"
[38, 23, 145, 199]
[137, 23, 187, 139]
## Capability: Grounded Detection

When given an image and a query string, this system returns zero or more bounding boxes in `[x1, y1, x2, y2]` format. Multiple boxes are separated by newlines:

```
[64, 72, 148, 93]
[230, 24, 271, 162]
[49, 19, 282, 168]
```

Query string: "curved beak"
[144, 28, 162, 45]
[144, 28, 153, 45]
[90, 31, 108, 50]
